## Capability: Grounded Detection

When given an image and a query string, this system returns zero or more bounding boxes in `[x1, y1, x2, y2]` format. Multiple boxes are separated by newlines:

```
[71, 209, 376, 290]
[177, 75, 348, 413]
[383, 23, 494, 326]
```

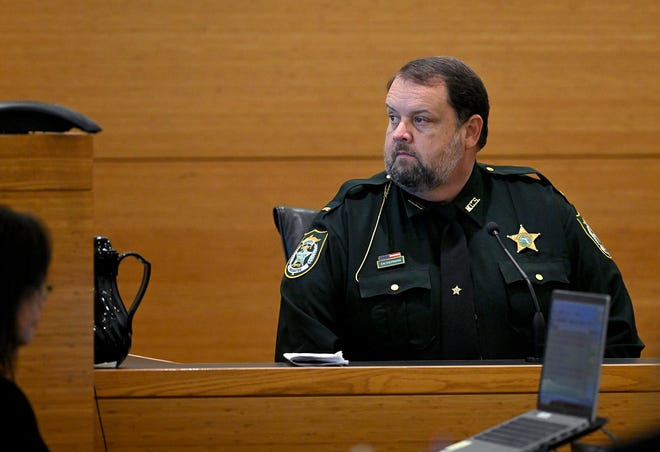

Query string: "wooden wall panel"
[1, 1, 657, 158]
[95, 157, 659, 362]
[0, 134, 92, 190]
[93, 158, 384, 363]
[0, 135, 94, 451]
[1, 2, 657, 449]
[2, 0, 658, 363]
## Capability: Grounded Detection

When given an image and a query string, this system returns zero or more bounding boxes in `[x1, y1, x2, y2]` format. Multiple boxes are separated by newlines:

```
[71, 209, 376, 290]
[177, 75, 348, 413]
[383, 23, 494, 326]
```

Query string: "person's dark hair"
[387, 56, 490, 149]
[0, 205, 51, 379]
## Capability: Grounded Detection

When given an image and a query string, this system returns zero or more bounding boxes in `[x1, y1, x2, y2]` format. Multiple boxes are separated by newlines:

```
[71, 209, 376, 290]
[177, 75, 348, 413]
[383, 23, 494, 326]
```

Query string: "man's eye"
[414, 116, 429, 124]
[388, 115, 399, 124]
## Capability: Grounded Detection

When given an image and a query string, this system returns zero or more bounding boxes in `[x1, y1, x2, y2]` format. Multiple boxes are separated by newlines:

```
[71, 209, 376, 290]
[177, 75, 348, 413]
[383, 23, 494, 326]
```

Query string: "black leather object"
[273, 206, 320, 260]
[0, 100, 101, 134]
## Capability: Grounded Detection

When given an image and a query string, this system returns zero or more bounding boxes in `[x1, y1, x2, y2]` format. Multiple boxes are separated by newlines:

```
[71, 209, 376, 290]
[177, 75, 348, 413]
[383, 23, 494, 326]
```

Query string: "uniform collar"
[453, 163, 490, 226]
[394, 164, 490, 227]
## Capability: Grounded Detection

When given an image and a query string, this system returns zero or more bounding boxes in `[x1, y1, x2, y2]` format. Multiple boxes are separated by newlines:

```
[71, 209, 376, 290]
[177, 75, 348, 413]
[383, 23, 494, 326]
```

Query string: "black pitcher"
[93, 236, 151, 367]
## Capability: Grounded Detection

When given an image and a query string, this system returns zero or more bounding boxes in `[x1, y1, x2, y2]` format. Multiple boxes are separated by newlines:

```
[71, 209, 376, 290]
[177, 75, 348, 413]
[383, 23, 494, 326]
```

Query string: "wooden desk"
[95, 358, 660, 451]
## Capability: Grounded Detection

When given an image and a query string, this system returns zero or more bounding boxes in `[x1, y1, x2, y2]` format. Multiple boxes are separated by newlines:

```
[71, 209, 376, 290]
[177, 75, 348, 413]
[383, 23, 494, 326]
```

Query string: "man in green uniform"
[275, 56, 644, 362]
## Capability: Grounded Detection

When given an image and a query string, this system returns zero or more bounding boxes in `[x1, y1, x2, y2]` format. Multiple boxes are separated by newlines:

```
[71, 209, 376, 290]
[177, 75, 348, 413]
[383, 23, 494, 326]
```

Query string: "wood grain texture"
[1, 136, 94, 451]
[94, 157, 659, 362]
[96, 394, 658, 451]
[94, 362, 660, 451]
[1, 2, 657, 450]
[1, 1, 657, 158]
[0, 134, 92, 190]
[94, 361, 659, 398]
[3, 0, 659, 362]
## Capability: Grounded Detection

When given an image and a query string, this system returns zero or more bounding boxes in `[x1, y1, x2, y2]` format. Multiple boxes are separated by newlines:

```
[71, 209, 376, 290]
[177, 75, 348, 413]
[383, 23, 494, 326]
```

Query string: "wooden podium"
[0, 133, 94, 450]
[95, 358, 660, 451]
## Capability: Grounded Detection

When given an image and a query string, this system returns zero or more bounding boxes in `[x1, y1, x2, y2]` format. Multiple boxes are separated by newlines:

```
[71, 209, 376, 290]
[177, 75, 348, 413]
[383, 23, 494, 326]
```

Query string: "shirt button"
[390, 284, 400, 292]
[535, 274, 544, 281]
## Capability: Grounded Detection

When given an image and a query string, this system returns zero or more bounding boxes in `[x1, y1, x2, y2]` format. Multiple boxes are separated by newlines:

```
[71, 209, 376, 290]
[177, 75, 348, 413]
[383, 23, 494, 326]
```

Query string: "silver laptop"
[440, 289, 610, 452]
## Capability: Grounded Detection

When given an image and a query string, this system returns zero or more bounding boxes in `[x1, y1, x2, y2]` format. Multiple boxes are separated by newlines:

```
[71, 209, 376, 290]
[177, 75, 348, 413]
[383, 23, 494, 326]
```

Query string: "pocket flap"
[359, 269, 431, 298]
[498, 259, 570, 285]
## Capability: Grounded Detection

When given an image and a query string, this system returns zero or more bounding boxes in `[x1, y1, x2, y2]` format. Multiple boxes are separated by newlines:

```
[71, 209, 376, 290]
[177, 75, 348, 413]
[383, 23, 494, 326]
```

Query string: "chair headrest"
[273, 206, 320, 260]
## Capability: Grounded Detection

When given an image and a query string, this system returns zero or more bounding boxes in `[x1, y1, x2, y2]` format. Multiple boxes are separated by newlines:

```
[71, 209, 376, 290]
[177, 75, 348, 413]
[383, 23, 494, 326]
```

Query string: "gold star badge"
[507, 225, 541, 253]
[451, 285, 462, 295]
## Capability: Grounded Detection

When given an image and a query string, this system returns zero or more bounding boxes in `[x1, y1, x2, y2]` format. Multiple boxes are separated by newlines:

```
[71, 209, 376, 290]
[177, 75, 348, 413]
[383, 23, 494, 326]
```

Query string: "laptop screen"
[537, 290, 610, 420]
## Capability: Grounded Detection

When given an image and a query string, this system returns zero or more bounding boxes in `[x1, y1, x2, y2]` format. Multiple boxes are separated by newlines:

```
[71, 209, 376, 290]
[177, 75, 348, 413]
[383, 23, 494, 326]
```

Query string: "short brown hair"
[387, 56, 489, 149]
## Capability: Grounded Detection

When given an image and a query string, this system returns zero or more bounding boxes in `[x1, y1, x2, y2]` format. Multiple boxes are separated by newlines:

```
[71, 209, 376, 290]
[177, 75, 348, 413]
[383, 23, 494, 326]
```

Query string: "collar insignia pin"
[465, 197, 480, 212]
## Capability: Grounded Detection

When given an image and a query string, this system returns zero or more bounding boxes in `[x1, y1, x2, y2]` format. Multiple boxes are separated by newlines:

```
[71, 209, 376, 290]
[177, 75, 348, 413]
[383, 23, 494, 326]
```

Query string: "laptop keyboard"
[475, 417, 570, 448]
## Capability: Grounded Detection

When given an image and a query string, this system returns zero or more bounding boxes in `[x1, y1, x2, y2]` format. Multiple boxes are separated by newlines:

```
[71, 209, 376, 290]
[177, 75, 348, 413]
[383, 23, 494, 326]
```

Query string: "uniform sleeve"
[274, 214, 346, 362]
[560, 198, 645, 357]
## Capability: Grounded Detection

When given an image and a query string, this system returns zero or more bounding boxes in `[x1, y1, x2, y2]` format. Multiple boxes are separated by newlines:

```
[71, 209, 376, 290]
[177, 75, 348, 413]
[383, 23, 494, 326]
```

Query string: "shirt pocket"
[357, 268, 435, 351]
[358, 269, 431, 298]
[497, 259, 570, 329]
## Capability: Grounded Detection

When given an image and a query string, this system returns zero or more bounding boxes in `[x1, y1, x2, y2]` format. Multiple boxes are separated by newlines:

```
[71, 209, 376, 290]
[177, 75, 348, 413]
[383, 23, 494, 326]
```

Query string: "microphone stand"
[486, 222, 546, 362]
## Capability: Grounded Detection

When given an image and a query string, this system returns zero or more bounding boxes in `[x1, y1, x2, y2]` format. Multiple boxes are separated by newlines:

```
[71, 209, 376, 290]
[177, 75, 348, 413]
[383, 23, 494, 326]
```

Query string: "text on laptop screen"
[537, 293, 608, 419]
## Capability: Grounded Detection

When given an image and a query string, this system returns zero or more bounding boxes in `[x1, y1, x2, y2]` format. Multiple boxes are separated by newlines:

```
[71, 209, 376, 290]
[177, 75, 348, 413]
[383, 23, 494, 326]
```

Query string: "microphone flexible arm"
[486, 222, 546, 361]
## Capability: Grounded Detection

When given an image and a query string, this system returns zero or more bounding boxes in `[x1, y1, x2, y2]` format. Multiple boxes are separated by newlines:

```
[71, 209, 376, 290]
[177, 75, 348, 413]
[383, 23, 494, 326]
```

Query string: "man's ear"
[463, 114, 483, 149]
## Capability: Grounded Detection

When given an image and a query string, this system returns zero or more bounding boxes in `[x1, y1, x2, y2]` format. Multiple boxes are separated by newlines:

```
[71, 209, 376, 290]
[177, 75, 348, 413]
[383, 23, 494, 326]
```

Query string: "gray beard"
[384, 133, 463, 194]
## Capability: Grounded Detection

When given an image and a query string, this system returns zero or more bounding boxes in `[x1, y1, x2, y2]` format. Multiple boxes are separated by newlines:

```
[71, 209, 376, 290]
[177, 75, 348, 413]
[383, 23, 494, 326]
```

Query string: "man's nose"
[392, 120, 412, 142]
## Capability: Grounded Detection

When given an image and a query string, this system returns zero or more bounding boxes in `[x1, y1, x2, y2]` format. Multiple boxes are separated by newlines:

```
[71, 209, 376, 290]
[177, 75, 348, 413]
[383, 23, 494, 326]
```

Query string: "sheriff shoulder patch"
[576, 214, 611, 259]
[285, 229, 328, 279]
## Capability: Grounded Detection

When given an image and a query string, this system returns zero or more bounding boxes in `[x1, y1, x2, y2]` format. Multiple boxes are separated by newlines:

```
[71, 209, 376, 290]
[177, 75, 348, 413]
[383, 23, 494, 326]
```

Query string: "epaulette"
[478, 162, 552, 185]
[321, 171, 389, 213]
[478, 162, 573, 203]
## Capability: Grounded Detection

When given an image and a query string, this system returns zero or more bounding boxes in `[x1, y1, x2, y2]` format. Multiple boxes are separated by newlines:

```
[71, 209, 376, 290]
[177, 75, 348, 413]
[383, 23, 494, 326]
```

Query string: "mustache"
[393, 142, 416, 156]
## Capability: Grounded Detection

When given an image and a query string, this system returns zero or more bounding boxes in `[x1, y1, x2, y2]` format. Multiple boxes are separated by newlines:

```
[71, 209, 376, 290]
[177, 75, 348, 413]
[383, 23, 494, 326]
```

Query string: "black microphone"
[486, 221, 546, 362]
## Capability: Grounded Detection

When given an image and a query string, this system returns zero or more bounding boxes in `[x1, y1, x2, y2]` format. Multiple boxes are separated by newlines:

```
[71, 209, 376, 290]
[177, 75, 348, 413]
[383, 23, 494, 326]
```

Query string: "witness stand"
[94, 357, 660, 451]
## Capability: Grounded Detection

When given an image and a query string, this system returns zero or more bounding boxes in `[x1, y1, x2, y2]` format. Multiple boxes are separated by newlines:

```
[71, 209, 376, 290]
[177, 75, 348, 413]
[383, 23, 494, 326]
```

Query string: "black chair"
[273, 206, 319, 260]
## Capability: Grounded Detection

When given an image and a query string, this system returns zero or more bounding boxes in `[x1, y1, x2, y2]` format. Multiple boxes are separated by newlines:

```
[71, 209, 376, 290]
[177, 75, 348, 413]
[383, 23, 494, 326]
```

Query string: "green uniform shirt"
[275, 163, 644, 361]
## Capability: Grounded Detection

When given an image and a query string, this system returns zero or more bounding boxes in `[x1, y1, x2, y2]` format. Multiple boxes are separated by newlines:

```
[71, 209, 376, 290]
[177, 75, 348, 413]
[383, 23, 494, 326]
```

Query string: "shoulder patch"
[576, 213, 611, 258]
[284, 229, 328, 278]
